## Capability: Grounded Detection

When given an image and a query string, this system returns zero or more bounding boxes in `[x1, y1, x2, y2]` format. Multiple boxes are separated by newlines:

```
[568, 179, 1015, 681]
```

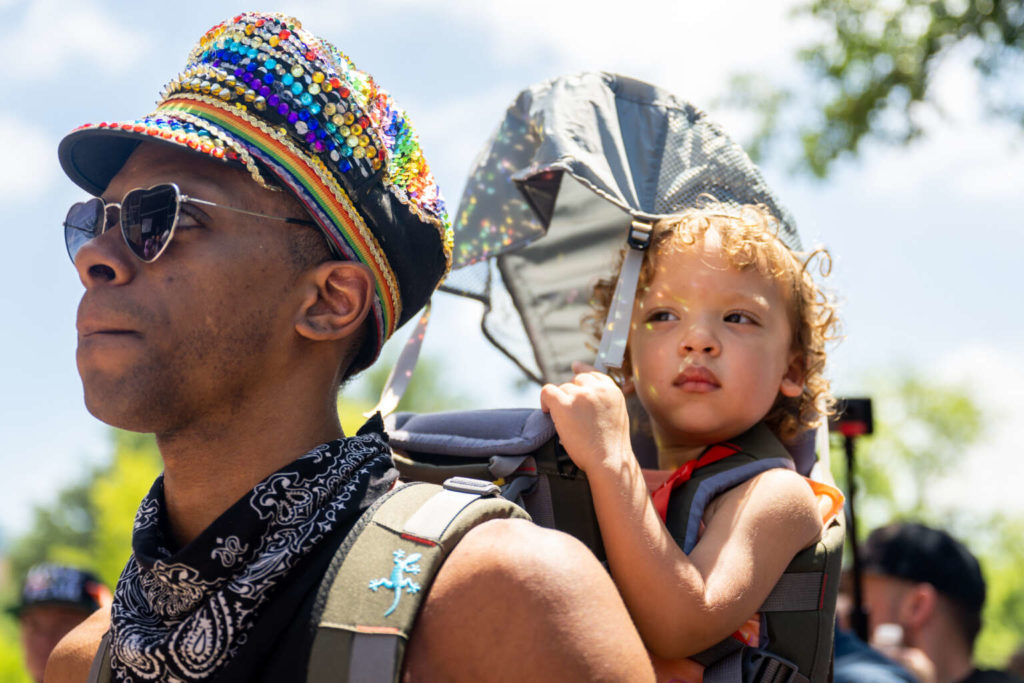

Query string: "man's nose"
[74, 217, 137, 289]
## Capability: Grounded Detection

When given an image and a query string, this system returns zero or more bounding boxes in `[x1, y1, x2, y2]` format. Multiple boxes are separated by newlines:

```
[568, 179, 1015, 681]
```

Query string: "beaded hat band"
[59, 12, 452, 363]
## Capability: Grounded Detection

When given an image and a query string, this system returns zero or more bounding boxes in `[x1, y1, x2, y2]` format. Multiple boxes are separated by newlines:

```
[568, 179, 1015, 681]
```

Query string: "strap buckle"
[742, 648, 804, 683]
[627, 220, 653, 250]
[443, 477, 500, 497]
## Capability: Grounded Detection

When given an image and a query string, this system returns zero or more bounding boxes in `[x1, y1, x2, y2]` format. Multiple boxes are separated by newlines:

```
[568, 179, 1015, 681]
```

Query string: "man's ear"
[779, 350, 805, 398]
[295, 261, 373, 341]
[900, 583, 938, 632]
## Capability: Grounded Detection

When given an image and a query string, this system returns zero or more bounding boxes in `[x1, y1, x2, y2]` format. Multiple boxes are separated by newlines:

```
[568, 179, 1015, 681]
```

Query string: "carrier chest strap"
[307, 478, 529, 683]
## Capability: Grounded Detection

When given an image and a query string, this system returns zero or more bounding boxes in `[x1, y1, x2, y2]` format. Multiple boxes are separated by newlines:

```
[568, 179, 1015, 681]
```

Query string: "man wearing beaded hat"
[48, 12, 650, 682]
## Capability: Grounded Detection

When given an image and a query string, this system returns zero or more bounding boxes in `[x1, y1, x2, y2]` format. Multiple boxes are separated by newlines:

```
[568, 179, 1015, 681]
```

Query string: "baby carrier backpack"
[382, 409, 845, 683]
[330, 72, 846, 681]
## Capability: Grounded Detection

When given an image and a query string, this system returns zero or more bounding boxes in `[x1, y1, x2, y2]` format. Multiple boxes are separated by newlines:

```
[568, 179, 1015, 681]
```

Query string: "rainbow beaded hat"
[58, 12, 452, 365]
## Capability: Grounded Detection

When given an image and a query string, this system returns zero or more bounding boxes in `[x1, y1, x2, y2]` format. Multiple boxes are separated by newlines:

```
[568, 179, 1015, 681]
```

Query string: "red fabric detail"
[399, 533, 437, 547]
[651, 443, 742, 522]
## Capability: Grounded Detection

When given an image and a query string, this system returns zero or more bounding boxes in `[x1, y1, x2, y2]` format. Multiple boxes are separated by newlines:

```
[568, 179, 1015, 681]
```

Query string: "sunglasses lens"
[121, 184, 179, 262]
[63, 199, 105, 263]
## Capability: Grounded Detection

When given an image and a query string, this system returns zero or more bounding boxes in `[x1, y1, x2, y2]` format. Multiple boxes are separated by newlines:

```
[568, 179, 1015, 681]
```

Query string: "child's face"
[627, 235, 803, 451]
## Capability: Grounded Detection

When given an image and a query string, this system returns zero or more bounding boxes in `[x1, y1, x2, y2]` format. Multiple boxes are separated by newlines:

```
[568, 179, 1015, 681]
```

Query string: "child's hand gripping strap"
[593, 220, 652, 373]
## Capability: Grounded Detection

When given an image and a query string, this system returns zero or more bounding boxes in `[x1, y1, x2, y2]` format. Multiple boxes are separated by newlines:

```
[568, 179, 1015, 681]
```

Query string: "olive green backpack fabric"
[307, 478, 529, 682]
[671, 424, 845, 683]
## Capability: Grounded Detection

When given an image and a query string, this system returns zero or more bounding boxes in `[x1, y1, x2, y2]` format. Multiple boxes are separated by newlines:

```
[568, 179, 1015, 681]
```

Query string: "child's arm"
[540, 369, 822, 659]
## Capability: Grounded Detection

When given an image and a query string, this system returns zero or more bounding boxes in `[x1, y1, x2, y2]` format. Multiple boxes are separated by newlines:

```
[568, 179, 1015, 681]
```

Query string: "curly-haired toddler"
[540, 201, 843, 669]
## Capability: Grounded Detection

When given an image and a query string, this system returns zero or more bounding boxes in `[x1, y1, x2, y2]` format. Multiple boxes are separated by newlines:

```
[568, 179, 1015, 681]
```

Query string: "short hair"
[588, 200, 839, 443]
[268, 188, 375, 384]
[862, 522, 986, 649]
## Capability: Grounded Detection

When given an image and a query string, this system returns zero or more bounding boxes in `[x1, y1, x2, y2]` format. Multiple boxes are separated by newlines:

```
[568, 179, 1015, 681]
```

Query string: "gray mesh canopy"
[443, 71, 800, 384]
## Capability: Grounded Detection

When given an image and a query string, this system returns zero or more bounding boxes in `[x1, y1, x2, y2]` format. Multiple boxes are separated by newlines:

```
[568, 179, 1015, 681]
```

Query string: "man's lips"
[673, 365, 720, 391]
[77, 320, 141, 338]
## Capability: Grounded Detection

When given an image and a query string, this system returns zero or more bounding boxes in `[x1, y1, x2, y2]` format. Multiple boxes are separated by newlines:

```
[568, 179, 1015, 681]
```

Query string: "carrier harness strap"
[593, 220, 652, 373]
[364, 305, 433, 418]
[759, 572, 828, 613]
[307, 478, 529, 683]
[651, 442, 741, 521]
[85, 630, 113, 683]
[691, 568, 828, 680]
[669, 424, 844, 683]
[703, 645, 810, 683]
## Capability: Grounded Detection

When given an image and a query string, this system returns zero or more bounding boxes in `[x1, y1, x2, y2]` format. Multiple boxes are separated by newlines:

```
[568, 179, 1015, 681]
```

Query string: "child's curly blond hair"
[589, 201, 840, 443]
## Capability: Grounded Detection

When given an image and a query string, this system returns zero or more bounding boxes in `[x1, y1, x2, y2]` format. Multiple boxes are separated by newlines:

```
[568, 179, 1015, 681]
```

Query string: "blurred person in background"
[1004, 645, 1024, 681]
[9, 564, 110, 683]
[860, 522, 1020, 683]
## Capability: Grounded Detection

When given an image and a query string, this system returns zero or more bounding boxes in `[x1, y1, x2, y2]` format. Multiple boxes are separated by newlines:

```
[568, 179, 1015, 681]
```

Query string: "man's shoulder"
[834, 629, 916, 683]
[45, 605, 111, 683]
[403, 518, 654, 681]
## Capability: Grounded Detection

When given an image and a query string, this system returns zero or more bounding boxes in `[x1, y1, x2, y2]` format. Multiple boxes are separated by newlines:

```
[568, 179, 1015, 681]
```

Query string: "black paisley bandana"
[109, 424, 396, 682]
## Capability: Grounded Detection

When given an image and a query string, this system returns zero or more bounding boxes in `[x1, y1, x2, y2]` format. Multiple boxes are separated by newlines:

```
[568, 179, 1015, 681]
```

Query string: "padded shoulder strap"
[666, 424, 795, 554]
[307, 478, 529, 683]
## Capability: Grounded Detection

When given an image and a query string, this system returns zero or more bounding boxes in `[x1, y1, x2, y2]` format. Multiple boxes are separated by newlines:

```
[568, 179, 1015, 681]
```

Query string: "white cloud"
[437, 0, 814, 107]
[5, 0, 151, 79]
[407, 84, 522, 198]
[851, 121, 1024, 202]
[931, 345, 1024, 514]
[0, 113, 57, 200]
[286, 0, 812, 109]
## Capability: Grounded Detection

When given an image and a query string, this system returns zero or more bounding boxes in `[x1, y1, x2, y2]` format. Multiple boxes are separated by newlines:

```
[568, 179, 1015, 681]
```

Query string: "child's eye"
[724, 312, 756, 325]
[646, 310, 678, 323]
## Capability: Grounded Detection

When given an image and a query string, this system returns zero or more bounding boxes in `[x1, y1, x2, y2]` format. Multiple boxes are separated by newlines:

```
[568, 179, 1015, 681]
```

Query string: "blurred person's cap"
[861, 522, 985, 612]
[8, 564, 110, 616]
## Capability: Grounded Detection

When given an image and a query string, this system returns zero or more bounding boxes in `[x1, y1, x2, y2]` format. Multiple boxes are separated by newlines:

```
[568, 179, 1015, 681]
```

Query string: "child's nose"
[680, 326, 720, 356]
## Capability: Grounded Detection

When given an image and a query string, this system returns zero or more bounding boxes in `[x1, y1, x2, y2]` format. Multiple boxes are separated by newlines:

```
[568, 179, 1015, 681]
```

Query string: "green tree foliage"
[831, 370, 983, 524]
[0, 431, 160, 682]
[967, 515, 1024, 665]
[729, 0, 1024, 177]
[341, 352, 469, 434]
[0, 614, 30, 683]
[830, 371, 1023, 666]
[6, 431, 161, 590]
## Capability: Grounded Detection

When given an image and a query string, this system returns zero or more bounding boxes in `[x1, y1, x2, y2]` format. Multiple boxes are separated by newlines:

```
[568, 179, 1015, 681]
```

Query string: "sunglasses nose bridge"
[103, 201, 122, 235]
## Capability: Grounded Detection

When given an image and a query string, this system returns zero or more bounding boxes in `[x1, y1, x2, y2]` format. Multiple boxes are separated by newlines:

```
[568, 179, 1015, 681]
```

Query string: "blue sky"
[1, 0, 1022, 535]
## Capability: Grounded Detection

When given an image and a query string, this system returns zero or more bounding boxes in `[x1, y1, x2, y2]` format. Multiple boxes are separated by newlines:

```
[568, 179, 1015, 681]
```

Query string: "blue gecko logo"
[369, 549, 422, 616]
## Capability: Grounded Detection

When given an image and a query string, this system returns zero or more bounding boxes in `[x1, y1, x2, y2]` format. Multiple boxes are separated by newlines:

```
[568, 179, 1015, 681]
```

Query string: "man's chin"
[83, 395, 150, 433]
[80, 376, 163, 434]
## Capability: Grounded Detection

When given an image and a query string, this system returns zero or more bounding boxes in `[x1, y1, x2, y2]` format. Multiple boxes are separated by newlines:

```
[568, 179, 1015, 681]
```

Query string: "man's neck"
[155, 387, 345, 549]
[916, 619, 974, 683]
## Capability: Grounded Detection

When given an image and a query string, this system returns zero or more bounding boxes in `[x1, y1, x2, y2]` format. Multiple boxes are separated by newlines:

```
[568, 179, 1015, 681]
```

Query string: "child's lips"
[673, 366, 721, 392]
